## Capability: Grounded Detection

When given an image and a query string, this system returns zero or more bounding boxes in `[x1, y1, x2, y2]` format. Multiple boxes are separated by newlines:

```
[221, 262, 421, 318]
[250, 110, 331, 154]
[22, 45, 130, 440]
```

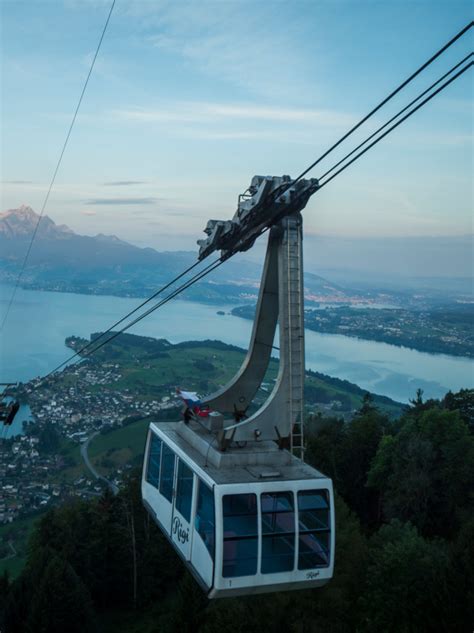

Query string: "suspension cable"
[317, 60, 473, 189]
[31, 41, 474, 379]
[273, 21, 473, 201]
[43, 256, 224, 377]
[0, 0, 116, 333]
[319, 52, 473, 181]
[63, 258, 226, 361]
[209, 57, 474, 270]
[46, 257, 204, 370]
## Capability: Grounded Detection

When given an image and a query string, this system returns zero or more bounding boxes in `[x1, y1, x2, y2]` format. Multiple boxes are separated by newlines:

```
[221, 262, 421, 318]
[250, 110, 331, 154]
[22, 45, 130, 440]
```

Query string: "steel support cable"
[317, 61, 473, 190]
[0, 0, 116, 333]
[45, 257, 204, 372]
[43, 256, 223, 378]
[319, 52, 474, 181]
[36, 52, 473, 379]
[104, 59, 472, 355]
[273, 21, 473, 201]
[247, 57, 474, 247]
[194, 60, 473, 296]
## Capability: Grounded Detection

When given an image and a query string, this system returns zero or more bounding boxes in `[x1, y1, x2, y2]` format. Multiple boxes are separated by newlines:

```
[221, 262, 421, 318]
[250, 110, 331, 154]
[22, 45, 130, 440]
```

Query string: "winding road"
[80, 432, 119, 495]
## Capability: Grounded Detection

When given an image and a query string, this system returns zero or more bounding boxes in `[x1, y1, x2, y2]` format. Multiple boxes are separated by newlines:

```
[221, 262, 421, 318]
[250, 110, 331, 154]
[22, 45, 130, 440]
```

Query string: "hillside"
[68, 331, 404, 413]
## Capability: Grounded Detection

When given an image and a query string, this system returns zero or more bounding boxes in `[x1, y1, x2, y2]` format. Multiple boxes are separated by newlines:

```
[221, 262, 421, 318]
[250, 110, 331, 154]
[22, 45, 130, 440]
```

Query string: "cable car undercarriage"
[142, 176, 335, 597]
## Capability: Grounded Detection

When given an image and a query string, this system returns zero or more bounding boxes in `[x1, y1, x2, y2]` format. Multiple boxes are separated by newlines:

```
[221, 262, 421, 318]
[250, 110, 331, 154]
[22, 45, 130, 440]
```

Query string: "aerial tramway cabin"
[141, 175, 335, 598]
[142, 422, 334, 598]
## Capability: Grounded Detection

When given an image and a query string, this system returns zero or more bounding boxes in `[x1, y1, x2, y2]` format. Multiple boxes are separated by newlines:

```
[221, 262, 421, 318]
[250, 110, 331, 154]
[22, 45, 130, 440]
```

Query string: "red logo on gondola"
[172, 516, 189, 544]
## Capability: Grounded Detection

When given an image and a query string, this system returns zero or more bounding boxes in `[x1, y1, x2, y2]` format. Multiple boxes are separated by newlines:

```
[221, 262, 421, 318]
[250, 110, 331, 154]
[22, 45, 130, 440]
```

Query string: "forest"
[1, 389, 473, 633]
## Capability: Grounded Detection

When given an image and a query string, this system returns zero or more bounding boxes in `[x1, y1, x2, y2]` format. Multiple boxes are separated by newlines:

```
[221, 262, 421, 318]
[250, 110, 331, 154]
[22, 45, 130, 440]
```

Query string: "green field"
[89, 418, 150, 475]
[111, 347, 252, 399]
[49, 437, 87, 484]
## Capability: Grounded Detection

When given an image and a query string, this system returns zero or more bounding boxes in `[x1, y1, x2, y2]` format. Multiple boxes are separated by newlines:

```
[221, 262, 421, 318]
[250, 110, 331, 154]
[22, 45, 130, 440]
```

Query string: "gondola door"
[190, 478, 215, 590]
[171, 458, 194, 560]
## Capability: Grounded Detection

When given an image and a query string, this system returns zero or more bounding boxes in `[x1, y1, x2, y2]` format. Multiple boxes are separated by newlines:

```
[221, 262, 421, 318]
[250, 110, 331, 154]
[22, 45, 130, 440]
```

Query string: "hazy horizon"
[2, 203, 472, 281]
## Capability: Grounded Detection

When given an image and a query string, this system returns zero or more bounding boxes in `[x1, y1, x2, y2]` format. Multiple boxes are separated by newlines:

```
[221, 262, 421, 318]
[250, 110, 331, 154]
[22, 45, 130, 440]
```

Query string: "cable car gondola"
[142, 422, 334, 598]
[0, 383, 20, 428]
[142, 176, 335, 597]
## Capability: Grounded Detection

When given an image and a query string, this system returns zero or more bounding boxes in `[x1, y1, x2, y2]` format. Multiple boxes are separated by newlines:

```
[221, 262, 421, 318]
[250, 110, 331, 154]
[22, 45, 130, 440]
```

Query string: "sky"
[1, 0, 472, 259]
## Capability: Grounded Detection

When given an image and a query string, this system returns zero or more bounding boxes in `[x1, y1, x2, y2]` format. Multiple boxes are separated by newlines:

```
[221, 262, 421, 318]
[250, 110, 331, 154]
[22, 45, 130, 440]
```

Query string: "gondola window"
[298, 490, 331, 569]
[175, 459, 193, 521]
[223, 494, 258, 578]
[195, 479, 215, 559]
[261, 492, 295, 574]
[159, 443, 175, 502]
[146, 434, 162, 488]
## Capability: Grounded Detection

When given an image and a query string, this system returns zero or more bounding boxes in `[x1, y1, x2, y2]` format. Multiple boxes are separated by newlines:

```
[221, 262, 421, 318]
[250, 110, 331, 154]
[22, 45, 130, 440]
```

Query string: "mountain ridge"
[0, 205, 74, 239]
[0, 206, 351, 303]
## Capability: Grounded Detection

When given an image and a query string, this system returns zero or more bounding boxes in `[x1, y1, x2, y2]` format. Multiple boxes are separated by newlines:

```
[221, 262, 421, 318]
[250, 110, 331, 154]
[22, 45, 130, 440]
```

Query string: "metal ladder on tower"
[285, 215, 305, 460]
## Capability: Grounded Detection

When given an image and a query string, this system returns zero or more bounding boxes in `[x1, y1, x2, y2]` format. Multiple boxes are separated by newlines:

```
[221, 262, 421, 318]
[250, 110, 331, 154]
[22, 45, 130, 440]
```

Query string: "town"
[0, 358, 181, 527]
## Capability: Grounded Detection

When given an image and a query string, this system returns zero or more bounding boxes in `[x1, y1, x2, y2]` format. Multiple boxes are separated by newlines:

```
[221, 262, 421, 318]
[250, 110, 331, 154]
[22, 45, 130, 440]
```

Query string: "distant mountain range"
[0, 205, 188, 268]
[0, 206, 349, 304]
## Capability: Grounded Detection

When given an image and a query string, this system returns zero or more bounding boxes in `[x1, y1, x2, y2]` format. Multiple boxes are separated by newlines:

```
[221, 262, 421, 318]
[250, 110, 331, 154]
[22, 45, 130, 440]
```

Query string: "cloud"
[111, 101, 354, 145]
[81, 210, 97, 216]
[2, 180, 34, 184]
[101, 180, 147, 186]
[84, 197, 158, 205]
[113, 102, 353, 127]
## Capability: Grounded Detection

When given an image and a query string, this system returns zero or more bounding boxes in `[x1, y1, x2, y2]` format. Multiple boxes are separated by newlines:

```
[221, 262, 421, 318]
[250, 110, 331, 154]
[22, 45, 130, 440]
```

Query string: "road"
[80, 432, 119, 495]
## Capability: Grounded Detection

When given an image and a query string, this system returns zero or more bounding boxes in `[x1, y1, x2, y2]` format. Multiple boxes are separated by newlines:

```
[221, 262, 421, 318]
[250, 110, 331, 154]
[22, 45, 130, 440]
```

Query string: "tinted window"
[175, 459, 193, 522]
[298, 490, 330, 569]
[261, 492, 295, 574]
[146, 434, 161, 488]
[195, 479, 215, 559]
[222, 494, 258, 577]
[159, 443, 175, 502]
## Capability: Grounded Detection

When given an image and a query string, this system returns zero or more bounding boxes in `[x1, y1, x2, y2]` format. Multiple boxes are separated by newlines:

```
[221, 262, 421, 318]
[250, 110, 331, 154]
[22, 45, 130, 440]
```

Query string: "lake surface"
[1, 284, 472, 417]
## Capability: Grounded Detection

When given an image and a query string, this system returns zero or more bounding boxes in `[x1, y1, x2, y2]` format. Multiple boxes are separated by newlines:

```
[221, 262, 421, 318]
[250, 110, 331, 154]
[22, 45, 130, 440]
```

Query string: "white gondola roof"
[151, 421, 329, 486]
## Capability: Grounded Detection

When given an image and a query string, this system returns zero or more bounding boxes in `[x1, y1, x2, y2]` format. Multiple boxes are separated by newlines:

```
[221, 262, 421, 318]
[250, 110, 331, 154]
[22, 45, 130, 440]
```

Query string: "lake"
[1, 283, 472, 430]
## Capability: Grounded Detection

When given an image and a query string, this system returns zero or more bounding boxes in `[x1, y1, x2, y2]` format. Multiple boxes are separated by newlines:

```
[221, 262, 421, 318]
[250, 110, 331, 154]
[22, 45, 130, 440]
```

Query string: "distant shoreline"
[231, 305, 474, 360]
